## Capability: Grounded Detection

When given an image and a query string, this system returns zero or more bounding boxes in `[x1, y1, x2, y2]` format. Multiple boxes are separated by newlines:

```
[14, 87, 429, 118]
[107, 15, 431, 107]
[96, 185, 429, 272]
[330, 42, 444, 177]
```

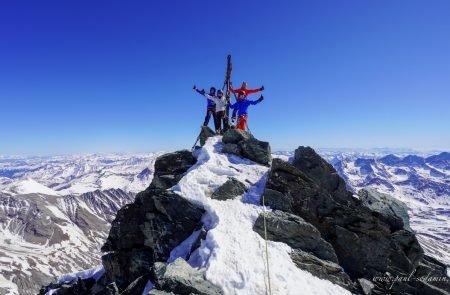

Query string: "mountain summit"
[41, 129, 450, 295]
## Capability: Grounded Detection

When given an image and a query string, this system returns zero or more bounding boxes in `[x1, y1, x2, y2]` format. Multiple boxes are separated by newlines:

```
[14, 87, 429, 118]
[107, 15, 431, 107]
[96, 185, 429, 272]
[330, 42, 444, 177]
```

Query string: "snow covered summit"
[41, 129, 450, 295]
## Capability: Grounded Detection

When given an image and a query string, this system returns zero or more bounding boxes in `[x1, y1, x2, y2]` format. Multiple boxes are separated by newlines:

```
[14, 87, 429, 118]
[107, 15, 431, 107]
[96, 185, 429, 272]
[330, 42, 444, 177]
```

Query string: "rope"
[261, 193, 273, 295]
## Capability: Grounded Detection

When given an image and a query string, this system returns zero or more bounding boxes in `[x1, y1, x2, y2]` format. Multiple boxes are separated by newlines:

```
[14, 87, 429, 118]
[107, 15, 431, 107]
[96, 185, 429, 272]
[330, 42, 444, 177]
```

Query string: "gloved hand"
[260, 86, 265, 91]
[259, 95, 264, 101]
[193, 85, 197, 90]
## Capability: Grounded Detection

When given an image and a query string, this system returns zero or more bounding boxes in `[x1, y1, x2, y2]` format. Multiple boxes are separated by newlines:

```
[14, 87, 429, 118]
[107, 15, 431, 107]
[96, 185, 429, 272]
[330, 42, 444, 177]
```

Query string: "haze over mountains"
[0, 149, 448, 294]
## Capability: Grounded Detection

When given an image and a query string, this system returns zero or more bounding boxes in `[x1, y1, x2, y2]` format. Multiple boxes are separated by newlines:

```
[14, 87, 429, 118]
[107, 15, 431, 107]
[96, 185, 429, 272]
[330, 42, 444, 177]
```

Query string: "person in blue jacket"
[230, 91, 264, 130]
[193, 85, 216, 127]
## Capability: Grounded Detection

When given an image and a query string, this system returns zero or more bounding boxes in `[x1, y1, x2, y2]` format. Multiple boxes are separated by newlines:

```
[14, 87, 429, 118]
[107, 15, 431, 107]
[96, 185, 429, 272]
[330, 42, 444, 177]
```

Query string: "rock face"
[99, 151, 204, 291]
[291, 249, 354, 291]
[358, 188, 411, 231]
[149, 150, 196, 190]
[152, 258, 223, 295]
[101, 189, 205, 289]
[199, 126, 216, 146]
[253, 210, 337, 263]
[211, 177, 247, 200]
[221, 129, 271, 165]
[260, 146, 450, 294]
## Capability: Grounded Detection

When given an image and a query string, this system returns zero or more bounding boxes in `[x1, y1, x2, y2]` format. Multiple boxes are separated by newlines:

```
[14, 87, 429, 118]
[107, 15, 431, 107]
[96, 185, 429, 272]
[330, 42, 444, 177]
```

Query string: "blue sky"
[1, 0, 449, 155]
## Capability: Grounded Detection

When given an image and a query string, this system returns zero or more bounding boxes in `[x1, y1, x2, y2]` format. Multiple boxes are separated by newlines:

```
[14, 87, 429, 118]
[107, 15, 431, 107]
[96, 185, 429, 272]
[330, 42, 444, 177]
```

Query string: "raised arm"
[230, 86, 238, 94]
[193, 85, 205, 96]
[249, 95, 264, 105]
[246, 86, 264, 95]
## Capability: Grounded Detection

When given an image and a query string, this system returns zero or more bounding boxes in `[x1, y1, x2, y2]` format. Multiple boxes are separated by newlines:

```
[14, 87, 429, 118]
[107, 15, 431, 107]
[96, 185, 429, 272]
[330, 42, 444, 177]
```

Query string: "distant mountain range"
[0, 153, 162, 196]
[0, 189, 134, 294]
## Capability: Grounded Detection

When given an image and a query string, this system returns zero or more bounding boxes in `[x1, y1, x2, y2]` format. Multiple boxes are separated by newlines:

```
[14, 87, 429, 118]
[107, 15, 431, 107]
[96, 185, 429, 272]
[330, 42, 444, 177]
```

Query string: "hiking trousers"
[214, 111, 229, 134]
[204, 107, 216, 127]
[236, 115, 248, 131]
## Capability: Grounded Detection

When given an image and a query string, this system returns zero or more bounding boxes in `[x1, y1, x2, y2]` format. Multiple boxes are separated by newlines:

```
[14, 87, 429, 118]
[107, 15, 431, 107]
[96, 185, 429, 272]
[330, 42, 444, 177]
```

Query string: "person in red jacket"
[230, 82, 264, 97]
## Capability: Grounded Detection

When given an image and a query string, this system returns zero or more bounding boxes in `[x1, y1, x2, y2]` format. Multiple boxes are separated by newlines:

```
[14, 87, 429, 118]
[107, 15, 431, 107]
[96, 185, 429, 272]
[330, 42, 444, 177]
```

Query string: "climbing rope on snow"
[261, 193, 273, 295]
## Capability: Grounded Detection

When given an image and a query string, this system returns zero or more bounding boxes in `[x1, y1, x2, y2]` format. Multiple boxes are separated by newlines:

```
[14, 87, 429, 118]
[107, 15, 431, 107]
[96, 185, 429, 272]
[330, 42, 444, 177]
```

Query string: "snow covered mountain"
[1, 148, 449, 294]
[320, 151, 450, 267]
[0, 189, 135, 295]
[0, 154, 162, 295]
[0, 153, 162, 196]
[39, 130, 450, 295]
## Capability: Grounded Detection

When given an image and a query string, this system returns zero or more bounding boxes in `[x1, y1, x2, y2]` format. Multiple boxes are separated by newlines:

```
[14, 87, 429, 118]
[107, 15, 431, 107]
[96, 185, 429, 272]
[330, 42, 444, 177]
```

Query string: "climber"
[206, 89, 229, 134]
[193, 85, 216, 128]
[230, 81, 264, 97]
[229, 91, 264, 131]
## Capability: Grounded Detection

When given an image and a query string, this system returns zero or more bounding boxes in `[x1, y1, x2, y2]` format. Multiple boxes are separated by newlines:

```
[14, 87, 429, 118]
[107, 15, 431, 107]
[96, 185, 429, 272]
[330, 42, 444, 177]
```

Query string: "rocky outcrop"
[291, 249, 354, 291]
[357, 278, 374, 295]
[358, 188, 411, 231]
[221, 129, 271, 165]
[152, 258, 223, 295]
[260, 146, 450, 294]
[199, 126, 216, 146]
[149, 150, 196, 190]
[253, 210, 357, 291]
[253, 210, 337, 263]
[101, 188, 204, 289]
[98, 150, 204, 291]
[211, 177, 247, 200]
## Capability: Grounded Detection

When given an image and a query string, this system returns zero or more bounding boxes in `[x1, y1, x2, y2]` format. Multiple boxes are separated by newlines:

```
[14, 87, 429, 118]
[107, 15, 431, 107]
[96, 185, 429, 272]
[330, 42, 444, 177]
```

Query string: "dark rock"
[253, 210, 338, 263]
[357, 278, 374, 295]
[211, 177, 247, 200]
[221, 129, 271, 165]
[101, 249, 153, 290]
[222, 129, 252, 144]
[90, 274, 108, 294]
[40, 277, 96, 295]
[261, 189, 294, 213]
[221, 143, 242, 156]
[358, 188, 411, 231]
[149, 150, 196, 190]
[238, 138, 271, 166]
[410, 255, 450, 293]
[199, 126, 216, 146]
[105, 282, 120, 295]
[292, 146, 352, 204]
[291, 249, 355, 291]
[390, 230, 423, 271]
[121, 275, 151, 295]
[262, 150, 434, 292]
[152, 258, 223, 295]
[101, 189, 204, 289]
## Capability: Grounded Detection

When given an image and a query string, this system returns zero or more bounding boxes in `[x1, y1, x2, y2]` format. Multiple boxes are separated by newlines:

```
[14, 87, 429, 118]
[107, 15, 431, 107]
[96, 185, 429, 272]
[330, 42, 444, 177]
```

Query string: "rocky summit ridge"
[41, 128, 450, 295]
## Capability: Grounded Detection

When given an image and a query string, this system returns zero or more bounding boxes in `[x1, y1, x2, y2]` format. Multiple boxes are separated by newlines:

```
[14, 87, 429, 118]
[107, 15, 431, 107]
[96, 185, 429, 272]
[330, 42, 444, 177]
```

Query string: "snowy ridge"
[169, 137, 350, 295]
[0, 153, 162, 196]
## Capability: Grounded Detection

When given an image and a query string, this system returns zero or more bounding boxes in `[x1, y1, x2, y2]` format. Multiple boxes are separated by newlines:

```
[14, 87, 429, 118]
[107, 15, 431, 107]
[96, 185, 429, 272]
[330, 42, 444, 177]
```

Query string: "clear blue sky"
[1, 0, 449, 155]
